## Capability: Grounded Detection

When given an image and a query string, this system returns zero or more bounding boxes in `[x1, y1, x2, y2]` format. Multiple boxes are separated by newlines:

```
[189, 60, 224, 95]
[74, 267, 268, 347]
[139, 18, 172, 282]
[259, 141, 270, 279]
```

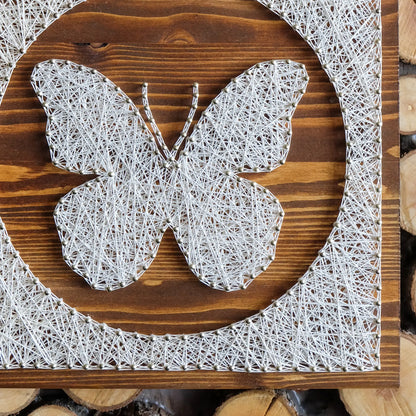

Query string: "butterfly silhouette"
[31, 59, 308, 292]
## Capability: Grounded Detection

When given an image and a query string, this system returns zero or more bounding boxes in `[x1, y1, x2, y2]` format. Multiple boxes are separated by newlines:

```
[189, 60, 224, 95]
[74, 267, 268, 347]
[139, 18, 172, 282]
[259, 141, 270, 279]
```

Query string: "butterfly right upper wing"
[31, 60, 168, 290]
[181, 60, 309, 173]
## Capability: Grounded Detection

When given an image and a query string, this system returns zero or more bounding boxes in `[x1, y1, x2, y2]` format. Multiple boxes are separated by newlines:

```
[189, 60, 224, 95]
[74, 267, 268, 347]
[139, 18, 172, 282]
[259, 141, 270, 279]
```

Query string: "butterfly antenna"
[172, 82, 199, 158]
[142, 82, 172, 159]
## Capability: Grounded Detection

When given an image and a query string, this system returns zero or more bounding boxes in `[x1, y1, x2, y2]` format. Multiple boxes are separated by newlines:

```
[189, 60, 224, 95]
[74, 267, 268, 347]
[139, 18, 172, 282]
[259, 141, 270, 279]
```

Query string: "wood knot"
[161, 29, 195, 45]
[89, 42, 108, 49]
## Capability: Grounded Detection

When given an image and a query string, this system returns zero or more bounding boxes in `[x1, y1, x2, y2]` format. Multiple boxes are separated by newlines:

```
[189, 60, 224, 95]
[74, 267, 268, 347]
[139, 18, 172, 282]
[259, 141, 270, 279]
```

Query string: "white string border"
[0, 0, 382, 373]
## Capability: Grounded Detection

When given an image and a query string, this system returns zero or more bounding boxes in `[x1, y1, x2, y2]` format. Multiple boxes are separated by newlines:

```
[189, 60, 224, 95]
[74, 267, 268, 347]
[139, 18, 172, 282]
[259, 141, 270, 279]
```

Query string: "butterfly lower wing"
[55, 173, 168, 291]
[173, 166, 283, 291]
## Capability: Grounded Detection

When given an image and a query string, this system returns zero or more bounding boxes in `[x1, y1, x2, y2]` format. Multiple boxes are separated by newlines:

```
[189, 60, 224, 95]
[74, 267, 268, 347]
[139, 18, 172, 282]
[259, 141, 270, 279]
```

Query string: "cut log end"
[28, 405, 76, 416]
[0, 388, 39, 416]
[64, 388, 141, 411]
[400, 75, 416, 135]
[399, 0, 416, 64]
[400, 150, 416, 234]
[339, 333, 416, 416]
[214, 390, 298, 416]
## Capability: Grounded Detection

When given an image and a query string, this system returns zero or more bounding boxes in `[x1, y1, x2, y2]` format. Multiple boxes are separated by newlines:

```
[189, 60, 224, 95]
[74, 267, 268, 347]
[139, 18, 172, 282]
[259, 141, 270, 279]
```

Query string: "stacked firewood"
[0, 389, 142, 415]
[0, 389, 301, 415]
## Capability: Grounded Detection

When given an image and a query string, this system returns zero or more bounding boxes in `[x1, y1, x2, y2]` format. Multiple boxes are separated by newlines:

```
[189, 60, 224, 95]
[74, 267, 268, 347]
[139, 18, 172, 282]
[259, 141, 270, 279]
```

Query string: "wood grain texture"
[64, 388, 141, 411]
[0, 0, 399, 388]
[339, 333, 416, 416]
[28, 406, 76, 416]
[0, 388, 39, 416]
[400, 150, 416, 234]
[399, 0, 416, 64]
[214, 391, 298, 416]
[400, 75, 416, 135]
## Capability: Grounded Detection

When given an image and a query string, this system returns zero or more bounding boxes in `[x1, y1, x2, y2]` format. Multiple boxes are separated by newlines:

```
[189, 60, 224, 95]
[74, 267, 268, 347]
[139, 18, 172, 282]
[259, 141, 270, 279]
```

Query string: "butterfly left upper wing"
[173, 60, 308, 291]
[31, 59, 157, 175]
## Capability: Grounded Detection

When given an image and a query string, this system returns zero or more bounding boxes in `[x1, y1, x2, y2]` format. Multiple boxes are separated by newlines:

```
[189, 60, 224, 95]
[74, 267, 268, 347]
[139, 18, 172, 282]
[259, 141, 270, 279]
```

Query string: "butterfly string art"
[0, 0, 387, 376]
[31, 59, 309, 292]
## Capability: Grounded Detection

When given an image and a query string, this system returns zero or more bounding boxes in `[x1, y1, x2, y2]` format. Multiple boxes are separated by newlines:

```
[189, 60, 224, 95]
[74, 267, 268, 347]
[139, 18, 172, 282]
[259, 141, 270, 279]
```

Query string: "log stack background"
[0, 0, 413, 413]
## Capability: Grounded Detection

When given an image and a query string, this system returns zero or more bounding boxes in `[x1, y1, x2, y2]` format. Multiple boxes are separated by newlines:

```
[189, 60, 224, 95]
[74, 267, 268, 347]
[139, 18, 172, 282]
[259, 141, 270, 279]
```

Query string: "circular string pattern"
[0, 0, 382, 372]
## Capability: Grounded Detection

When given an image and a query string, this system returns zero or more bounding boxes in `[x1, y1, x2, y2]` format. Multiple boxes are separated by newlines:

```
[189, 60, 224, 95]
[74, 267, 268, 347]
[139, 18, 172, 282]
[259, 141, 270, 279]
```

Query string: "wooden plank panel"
[0, 0, 399, 387]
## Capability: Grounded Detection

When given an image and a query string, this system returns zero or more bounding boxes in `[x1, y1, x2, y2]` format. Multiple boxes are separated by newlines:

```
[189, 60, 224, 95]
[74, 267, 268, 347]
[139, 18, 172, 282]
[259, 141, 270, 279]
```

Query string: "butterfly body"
[31, 59, 308, 292]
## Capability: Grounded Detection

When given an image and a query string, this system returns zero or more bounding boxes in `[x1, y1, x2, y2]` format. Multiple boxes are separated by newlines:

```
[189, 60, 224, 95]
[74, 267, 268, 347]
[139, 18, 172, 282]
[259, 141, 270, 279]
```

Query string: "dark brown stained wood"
[0, 0, 399, 388]
[0, 1, 347, 336]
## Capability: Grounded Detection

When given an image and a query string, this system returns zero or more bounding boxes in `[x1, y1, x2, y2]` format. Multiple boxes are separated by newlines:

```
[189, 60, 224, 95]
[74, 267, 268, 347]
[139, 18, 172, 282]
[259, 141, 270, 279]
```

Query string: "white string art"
[31, 59, 308, 292]
[0, 0, 382, 373]
[0, 1, 85, 102]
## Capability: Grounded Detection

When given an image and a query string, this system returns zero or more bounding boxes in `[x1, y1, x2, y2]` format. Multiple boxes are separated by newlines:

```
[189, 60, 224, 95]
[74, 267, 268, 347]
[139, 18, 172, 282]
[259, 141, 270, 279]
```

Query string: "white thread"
[0, 1, 85, 101]
[31, 59, 305, 292]
[0, 0, 382, 373]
